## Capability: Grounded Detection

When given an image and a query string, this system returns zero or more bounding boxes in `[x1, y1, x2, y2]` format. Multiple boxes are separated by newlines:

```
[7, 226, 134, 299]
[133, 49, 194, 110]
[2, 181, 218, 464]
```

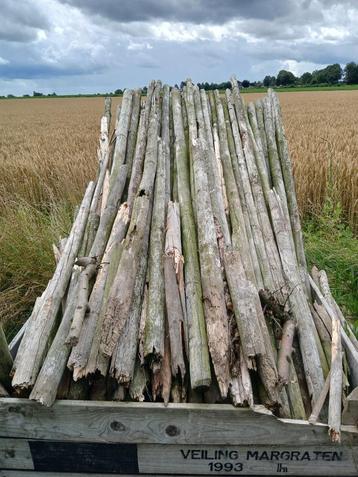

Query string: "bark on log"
[171, 88, 211, 389]
[12, 181, 95, 391]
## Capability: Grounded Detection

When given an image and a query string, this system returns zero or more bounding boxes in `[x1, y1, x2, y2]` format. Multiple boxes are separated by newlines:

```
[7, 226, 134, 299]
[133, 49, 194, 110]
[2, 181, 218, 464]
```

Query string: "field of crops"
[0, 90, 357, 334]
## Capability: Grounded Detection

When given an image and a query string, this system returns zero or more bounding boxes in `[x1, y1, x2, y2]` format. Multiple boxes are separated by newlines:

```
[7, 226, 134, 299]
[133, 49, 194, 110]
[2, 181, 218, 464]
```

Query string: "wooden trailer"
[0, 396, 357, 476]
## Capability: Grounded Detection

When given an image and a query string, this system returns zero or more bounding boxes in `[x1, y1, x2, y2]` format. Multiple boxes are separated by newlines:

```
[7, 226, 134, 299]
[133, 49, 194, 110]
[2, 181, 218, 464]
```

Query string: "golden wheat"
[246, 90, 358, 230]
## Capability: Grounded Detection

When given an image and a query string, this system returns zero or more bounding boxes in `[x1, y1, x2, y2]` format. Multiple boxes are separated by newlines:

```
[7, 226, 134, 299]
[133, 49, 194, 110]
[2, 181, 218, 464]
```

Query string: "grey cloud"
[58, 0, 296, 24]
[0, 0, 49, 42]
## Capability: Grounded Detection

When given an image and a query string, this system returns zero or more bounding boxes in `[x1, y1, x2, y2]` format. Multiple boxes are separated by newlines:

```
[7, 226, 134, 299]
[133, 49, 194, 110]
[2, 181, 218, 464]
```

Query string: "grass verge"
[0, 199, 73, 339]
[303, 199, 358, 333]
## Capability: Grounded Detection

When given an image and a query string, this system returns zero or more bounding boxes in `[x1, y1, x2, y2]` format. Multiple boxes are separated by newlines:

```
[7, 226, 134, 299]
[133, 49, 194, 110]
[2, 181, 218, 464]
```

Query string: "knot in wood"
[110, 420, 126, 432]
[165, 424, 180, 437]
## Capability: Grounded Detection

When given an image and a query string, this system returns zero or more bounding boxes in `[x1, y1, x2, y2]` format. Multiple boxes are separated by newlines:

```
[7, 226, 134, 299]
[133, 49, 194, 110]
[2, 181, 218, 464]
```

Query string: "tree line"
[263, 62, 358, 87]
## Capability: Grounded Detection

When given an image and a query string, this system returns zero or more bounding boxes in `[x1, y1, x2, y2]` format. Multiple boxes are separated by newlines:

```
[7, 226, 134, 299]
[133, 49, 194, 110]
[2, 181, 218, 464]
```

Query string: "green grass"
[0, 199, 73, 339]
[303, 199, 358, 333]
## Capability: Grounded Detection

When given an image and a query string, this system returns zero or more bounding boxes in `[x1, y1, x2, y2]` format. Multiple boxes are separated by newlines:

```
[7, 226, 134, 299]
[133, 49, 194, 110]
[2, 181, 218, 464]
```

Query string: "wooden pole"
[328, 316, 343, 442]
[143, 140, 166, 367]
[164, 201, 187, 379]
[171, 88, 211, 389]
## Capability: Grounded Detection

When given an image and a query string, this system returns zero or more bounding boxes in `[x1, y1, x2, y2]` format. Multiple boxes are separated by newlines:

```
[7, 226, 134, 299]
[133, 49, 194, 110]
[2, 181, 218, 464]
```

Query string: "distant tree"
[7, 94, 15, 98]
[276, 70, 296, 86]
[300, 72, 312, 85]
[23, 94, 30, 97]
[114, 89, 123, 95]
[241, 80, 250, 88]
[263, 75, 276, 87]
[344, 62, 358, 84]
[325, 63, 342, 83]
[311, 64, 342, 84]
[33, 91, 43, 97]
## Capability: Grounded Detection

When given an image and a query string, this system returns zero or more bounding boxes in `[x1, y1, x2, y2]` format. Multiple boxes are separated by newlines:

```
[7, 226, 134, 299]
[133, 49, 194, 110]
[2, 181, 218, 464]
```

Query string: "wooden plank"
[0, 399, 357, 446]
[342, 387, 358, 426]
[139, 444, 358, 475]
[0, 441, 357, 476]
[0, 438, 33, 470]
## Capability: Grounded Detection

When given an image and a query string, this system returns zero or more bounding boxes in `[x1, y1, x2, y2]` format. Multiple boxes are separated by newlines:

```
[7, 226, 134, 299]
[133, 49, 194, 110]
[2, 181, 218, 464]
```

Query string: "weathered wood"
[228, 85, 275, 288]
[110, 204, 150, 385]
[269, 89, 308, 286]
[129, 360, 148, 401]
[223, 249, 265, 368]
[309, 371, 331, 424]
[161, 84, 171, 204]
[110, 89, 132, 188]
[66, 163, 128, 346]
[319, 269, 358, 351]
[328, 316, 343, 442]
[310, 276, 358, 387]
[0, 324, 12, 389]
[190, 133, 230, 398]
[224, 90, 262, 287]
[125, 88, 141, 178]
[277, 320, 296, 387]
[164, 202, 186, 379]
[269, 189, 325, 405]
[11, 181, 95, 391]
[144, 140, 166, 366]
[100, 95, 159, 359]
[342, 387, 358, 425]
[0, 438, 33, 470]
[30, 269, 80, 406]
[171, 88, 211, 389]
[100, 195, 153, 358]
[262, 94, 296, 258]
[67, 206, 129, 379]
[199, 88, 230, 245]
[0, 398, 357, 446]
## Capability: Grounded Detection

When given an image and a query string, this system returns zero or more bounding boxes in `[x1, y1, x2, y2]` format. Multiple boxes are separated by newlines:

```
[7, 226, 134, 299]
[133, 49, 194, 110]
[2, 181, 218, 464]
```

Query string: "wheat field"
[0, 91, 357, 332]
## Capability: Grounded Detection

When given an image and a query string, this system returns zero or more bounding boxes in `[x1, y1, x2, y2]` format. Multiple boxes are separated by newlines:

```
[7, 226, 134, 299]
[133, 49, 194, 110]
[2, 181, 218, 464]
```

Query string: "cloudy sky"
[1, 0, 357, 95]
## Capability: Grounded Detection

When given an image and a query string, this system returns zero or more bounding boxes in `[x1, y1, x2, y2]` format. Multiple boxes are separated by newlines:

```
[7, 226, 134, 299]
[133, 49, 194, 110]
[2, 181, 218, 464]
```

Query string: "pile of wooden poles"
[1, 78, 357, 443]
